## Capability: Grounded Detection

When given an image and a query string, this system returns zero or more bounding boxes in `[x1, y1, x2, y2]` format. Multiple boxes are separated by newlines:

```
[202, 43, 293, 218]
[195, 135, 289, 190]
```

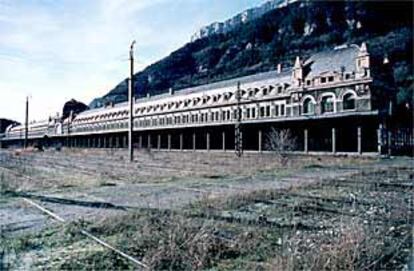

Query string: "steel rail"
[22, 197, 149, 270]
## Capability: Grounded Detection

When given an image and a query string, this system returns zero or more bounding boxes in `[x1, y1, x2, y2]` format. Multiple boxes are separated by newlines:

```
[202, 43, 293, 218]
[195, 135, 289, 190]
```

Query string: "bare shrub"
[265, 128, 297, 166]
[310, 224, 365, 270]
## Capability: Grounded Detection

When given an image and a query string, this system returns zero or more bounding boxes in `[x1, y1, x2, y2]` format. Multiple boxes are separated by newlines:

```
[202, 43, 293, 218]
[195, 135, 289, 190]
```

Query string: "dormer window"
[277, 86, 283, 93]
[321, 77, 327, 84]
[328, 76, 334, 82]
[306, 80, 312, 86]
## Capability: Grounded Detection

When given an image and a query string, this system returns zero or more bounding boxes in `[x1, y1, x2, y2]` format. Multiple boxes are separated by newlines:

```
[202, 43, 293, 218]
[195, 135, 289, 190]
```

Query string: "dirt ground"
[0, 148, 413, 270]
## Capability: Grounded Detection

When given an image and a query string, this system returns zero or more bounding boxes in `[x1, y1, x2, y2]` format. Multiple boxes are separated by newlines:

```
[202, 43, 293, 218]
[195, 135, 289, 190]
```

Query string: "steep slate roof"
[174, 70, 291, 95]
[304, 44, 359, 78]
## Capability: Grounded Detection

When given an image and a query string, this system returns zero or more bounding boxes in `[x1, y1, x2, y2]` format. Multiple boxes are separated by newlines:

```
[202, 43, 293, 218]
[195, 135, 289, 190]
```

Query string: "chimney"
[292, 56, 303, 87]
[359, 42, 368, 55]
[294, 56, 301, 69]
[169, 88, 174, 95]
[147, 92, 151, 98]
[277, 63, 283, 74]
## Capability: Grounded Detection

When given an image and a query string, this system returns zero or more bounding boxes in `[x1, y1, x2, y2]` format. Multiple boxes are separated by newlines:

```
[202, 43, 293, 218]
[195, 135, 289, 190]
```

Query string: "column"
[116, 137, 120, 148]
[157, 135, 161, 150]
[207, 132, 210, 151]
[123, 136, 127, 148]
[139, 135, 143, 149]
[357, 126, 362, 155]
[103, 137, 107, 149]
[193, 133, 196, 152]
[168, 134, 171, 151]
[109, 136, 113, 149]
[98, 137, 101, 148]
[222, 131, 226, 151]
[180, 133, 183, 151]
[332, 128, 336, 154]
[148, 134, 151, 149]
[377, 124, 383, 155]
[304, 129, 309, 154]
[87, 138, 91, 148]
[258, 130, 263, 153]
[387, 129, 392, 156]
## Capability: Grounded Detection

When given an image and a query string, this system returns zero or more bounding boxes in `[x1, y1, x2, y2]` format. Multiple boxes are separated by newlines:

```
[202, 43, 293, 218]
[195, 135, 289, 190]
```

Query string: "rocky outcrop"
[191, 0, 297, 41]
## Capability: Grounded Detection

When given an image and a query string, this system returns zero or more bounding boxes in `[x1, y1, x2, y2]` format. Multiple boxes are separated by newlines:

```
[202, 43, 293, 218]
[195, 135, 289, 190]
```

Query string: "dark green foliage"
[91, 1, 413, 112]
[62, 99, 89, 120]
[0, 119, 19, 134]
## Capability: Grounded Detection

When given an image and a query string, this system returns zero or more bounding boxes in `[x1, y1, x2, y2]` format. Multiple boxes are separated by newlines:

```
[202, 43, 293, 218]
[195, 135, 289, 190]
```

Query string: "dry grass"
[0, 149, 411, 270]
[1, 167, 410, 270]
[0, 148, 374, 192]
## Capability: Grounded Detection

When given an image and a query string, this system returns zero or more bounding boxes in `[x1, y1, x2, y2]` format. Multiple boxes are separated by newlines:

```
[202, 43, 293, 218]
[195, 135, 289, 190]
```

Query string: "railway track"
[1, 152, 412, 269]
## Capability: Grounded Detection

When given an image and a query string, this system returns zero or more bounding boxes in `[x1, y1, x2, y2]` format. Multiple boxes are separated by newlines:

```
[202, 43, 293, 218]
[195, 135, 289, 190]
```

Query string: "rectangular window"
[252, 108, 256, 119]
[280, 104, 285, 116]
[260, 107, 265, 117]
[328, 76, 334, 82]
[275, 105, 279, 116]
[246, 108, 251, 119]
[321, 77, 327, 84]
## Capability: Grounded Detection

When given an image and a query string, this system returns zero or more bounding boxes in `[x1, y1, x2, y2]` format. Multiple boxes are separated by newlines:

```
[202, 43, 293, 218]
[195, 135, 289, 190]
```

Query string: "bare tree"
[265, 128, 297, 165]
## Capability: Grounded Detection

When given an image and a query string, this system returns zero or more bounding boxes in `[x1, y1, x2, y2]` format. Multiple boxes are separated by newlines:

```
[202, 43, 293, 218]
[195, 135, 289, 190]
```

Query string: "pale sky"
[0, 0, 265, 123]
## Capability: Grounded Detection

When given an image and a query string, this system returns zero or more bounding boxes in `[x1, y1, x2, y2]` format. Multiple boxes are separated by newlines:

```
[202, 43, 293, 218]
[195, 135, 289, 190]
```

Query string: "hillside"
[90, 1, 413, 109]
[190, 0, 296, 41]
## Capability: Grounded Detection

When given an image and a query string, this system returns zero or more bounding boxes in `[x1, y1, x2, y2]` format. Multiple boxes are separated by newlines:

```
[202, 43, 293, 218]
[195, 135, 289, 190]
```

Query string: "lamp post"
[128, 41, 136, 162]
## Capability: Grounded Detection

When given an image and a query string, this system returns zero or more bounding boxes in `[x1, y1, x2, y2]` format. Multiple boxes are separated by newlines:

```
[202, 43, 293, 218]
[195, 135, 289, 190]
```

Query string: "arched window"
[343, 93, 356, 110]
[321, 95, 335, 114]
[303, 97, 315, 114]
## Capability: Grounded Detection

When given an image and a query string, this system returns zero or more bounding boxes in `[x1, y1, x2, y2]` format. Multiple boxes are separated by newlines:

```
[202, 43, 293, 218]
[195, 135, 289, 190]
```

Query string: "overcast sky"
[0, 0, 265, 123]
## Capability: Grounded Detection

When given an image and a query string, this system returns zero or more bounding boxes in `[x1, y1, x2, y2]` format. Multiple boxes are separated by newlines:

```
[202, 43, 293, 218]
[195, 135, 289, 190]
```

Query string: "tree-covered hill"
[90, 1, 413, 110]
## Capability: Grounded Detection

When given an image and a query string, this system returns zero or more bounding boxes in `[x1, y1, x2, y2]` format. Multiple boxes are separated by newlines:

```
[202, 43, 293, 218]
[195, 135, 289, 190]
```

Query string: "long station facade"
[1, 43, 388, 155]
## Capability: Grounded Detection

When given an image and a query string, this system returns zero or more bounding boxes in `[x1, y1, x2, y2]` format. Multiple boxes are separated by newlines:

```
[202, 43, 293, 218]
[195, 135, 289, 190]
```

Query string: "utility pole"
[235, 82, 243, 157]
[128, 40, 136, 162]
[24, 96, 29, 149]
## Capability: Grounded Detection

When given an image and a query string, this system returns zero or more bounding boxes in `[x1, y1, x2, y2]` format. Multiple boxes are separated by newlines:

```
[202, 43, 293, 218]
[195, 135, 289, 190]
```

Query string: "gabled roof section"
[304, 44, 359, 78]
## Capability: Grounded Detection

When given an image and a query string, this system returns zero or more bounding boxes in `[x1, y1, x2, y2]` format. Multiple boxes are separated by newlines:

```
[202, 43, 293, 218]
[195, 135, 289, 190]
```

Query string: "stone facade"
[2, 43, 389, 154]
